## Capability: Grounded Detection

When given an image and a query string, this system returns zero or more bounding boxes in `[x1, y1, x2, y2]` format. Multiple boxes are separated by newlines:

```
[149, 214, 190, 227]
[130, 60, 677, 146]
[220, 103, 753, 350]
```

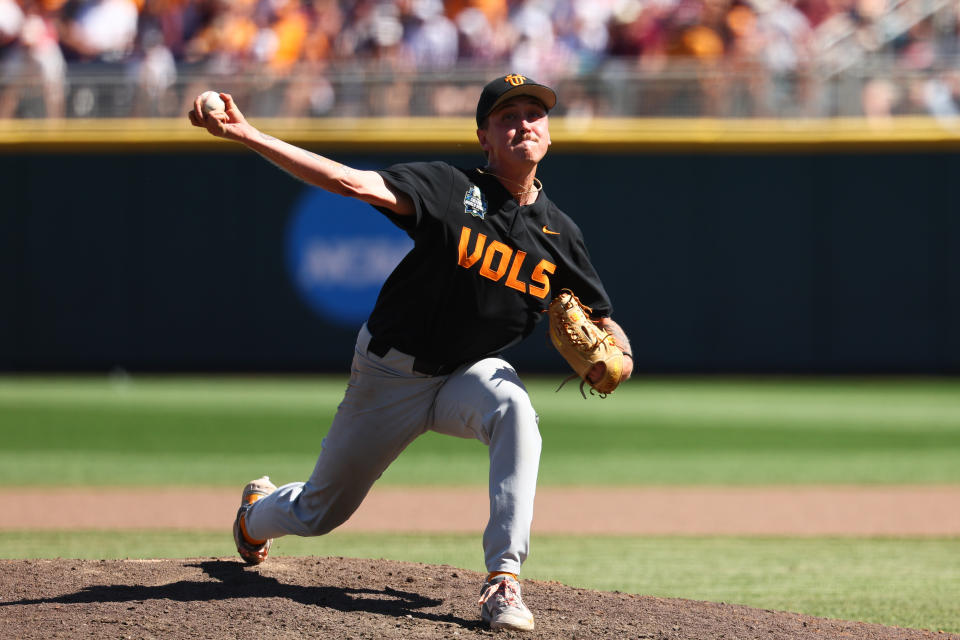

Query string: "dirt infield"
[5, 485, 960, 535]
[2, 556, 957, 640]
[4, 487, 959, 639]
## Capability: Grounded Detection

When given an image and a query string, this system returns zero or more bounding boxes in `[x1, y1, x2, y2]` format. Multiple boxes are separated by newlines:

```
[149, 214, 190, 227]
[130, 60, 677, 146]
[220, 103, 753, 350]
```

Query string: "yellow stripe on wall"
[3, 116, 960, 153]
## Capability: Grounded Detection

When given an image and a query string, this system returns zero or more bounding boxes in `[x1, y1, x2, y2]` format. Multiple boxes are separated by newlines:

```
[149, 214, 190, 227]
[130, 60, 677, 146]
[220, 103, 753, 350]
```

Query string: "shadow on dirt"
[2, 560, 480, 629]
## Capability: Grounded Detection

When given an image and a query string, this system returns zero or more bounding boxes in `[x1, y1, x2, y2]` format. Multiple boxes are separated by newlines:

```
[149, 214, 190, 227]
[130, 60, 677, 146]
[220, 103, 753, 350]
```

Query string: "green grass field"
[1, 375, 958, 486]
[1, 375, 958, 632]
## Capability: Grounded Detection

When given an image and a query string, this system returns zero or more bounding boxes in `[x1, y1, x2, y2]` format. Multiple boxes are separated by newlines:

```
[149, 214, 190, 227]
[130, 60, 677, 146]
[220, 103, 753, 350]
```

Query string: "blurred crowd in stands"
[1, 0, 959, 118]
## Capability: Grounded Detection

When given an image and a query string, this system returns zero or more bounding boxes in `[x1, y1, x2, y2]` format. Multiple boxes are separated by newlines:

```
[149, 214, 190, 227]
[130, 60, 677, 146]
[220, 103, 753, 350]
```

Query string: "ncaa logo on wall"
[286, 184, 413, 326]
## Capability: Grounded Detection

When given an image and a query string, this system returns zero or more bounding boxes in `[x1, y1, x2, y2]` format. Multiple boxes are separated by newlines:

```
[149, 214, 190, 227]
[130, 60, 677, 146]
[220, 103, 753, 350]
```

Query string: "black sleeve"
[374, 161, 455, 232]
[558, 226, 614, 319]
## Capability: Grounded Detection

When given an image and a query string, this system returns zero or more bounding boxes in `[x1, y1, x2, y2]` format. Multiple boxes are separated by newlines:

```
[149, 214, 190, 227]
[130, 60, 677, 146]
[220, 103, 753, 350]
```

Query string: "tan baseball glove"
[547, 289, 625, 397]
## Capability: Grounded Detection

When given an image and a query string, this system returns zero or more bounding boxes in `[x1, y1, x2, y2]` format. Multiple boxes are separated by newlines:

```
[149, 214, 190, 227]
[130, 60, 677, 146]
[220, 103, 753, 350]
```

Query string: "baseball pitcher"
[188, 73, 633, 632]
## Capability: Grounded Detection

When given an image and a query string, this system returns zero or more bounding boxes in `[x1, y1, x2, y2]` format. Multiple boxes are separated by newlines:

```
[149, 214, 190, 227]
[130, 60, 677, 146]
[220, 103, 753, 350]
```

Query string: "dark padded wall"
[2, 150, 957, 373]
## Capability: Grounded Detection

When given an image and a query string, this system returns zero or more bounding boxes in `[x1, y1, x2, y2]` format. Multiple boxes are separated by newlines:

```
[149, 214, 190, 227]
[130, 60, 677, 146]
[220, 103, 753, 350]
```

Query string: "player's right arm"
[188, 93, 414, 216]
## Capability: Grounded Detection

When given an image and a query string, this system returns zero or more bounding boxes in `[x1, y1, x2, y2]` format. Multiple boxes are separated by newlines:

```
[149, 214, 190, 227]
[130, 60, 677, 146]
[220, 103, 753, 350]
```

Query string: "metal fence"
[2, 58, 960, 120]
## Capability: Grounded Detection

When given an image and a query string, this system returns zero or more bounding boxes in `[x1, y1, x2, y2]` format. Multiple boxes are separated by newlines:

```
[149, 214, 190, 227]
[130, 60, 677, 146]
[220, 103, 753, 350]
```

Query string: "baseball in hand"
[199, 91, 226, 115]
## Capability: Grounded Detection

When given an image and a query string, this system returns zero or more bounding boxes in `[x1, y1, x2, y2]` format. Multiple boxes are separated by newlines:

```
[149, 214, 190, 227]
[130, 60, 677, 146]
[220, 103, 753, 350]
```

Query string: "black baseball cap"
[476, 74, 557, 127]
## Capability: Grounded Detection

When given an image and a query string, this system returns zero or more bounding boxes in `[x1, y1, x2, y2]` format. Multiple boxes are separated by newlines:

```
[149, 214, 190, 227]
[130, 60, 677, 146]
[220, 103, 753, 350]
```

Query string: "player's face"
[477, 97, 551, 168]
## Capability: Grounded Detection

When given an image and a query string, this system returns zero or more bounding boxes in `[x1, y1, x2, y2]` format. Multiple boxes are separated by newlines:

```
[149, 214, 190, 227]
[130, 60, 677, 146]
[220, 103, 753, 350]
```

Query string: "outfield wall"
[2, 118, 959, 373]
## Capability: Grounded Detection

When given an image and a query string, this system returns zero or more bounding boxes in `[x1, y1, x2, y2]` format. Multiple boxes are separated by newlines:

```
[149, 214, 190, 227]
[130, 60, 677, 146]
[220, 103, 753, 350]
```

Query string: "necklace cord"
[477, 168, 543, 197]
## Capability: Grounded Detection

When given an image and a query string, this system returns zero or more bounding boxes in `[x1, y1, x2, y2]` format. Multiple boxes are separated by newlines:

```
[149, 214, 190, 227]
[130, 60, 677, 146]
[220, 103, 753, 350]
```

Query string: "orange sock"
[239, 513, 267, 545]
[486, 571, 517, 582]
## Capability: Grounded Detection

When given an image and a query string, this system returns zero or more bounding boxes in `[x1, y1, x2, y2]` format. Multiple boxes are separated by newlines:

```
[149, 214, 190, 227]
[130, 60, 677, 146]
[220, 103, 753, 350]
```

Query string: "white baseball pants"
[244, 324, 542, 574]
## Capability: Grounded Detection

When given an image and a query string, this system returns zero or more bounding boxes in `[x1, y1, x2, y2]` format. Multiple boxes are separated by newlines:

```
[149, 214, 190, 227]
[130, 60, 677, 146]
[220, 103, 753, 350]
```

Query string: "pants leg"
[244, 326, 542, 577]
[429, 358, 542, 575]
[245, 327, 446, 540]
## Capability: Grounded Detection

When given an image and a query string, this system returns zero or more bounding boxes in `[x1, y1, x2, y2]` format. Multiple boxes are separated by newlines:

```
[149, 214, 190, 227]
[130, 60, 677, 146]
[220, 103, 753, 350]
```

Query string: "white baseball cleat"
[232, 475, 277, 565]
[478, 574, 535, 631]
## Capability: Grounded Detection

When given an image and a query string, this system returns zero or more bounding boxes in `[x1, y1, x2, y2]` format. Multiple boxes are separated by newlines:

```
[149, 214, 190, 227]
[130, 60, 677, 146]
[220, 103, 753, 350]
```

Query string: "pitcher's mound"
[0, 556, 954, 639]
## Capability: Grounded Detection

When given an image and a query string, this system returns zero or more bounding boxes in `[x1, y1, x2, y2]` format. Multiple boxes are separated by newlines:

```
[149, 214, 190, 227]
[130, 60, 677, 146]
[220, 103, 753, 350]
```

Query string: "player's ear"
[477, 128, 491, 154]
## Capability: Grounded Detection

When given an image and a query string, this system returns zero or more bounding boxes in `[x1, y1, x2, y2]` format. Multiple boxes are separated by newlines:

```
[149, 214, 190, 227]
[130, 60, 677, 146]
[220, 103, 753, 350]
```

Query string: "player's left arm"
[582, 316, 633, 386]
[597, 317, 634, 380]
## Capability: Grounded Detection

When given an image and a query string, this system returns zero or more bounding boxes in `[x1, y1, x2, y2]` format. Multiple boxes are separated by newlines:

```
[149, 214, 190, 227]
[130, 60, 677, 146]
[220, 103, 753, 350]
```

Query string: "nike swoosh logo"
[542, 225, 560, 236]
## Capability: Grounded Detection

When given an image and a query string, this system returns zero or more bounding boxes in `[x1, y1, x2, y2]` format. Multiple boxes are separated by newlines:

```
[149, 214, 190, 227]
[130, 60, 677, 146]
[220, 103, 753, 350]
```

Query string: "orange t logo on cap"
[504, 74, 527, 86]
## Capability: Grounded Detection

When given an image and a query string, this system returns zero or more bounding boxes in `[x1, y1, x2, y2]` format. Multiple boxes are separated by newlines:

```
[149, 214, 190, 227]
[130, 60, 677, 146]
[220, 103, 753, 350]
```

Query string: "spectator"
[455, 6, 500, 62]
[267, 0, 309, 72]
[59, 0, 139, 61]
[276, 0, 340, 116]
[138, 0, 204, 59]
[0, 0, 27, 117]
[3, 0, 960, 118]
[0, 0, 66, 118]
[753, 0, 815, 116]
[183, 0, 257, 68]
[132, 26, 177, 115]
[509, 0, 563, 78]
[403, 0, 458, 69]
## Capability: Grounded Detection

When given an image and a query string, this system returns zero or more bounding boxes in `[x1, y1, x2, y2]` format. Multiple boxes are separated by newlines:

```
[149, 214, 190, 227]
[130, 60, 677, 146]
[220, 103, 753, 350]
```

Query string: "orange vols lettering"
[528, 259, 555, 299]
[505, 251, 527, 293]
[457, 225, 555, 298]
[458, 226, 486, 268]
[479, 241, 512, 281]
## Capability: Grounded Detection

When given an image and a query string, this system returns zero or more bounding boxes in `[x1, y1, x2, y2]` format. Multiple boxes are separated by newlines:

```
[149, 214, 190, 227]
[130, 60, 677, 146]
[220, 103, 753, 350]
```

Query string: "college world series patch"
[464, 185, 487, 220]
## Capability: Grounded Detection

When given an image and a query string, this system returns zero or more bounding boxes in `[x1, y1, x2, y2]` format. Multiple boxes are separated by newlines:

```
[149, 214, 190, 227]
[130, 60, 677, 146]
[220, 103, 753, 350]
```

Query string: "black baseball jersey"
[368, 161, 611, 367]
